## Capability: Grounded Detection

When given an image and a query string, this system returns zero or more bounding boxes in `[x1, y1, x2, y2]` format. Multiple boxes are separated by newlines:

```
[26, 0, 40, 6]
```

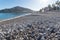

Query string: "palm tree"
[48, 5, 52, 11]
[56, 0, 60, 5]
[55, 0, 60, 10]
[52, 4, 57, 10]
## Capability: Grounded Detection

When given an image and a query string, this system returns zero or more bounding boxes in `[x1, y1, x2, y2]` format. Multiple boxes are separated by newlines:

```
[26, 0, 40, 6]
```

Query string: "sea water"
[0, 13, 28, 20]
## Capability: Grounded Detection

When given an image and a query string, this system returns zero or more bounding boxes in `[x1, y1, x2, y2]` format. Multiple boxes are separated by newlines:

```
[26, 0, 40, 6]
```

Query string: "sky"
[0, 0, 59, 11]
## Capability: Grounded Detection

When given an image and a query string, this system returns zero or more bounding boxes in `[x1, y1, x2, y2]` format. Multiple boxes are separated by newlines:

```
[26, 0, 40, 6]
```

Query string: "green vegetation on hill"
[0, 6, 33, 13]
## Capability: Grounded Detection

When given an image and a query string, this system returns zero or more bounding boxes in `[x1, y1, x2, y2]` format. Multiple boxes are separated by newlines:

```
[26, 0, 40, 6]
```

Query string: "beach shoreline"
[0, 12, 58, 24]
[0, 12, 60, 40]
[0, 13, 32, 23]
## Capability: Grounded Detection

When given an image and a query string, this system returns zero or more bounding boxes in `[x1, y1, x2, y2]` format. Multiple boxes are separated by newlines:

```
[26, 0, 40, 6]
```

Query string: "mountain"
[0, 6, 33, 13]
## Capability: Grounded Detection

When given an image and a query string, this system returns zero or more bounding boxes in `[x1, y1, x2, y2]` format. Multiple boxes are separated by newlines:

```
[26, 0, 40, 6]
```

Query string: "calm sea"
[0, 13, 27, 20]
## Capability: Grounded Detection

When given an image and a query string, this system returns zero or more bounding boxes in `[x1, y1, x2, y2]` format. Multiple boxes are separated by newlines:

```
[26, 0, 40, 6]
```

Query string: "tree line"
[40, 0, 60, 12]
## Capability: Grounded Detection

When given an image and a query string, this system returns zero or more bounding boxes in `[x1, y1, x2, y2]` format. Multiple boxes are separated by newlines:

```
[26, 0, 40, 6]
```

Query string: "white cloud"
[37, 0, 53, 7]
[30, 0, 57, 10]
[18, 0, 57, 11]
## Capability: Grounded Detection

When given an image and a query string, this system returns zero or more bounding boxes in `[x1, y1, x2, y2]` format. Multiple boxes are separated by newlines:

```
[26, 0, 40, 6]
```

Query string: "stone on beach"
[0, 12, 60, 40]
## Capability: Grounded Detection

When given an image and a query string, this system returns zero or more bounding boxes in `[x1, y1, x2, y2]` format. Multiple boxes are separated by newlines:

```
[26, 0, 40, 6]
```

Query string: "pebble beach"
[0, 12, 60, 40]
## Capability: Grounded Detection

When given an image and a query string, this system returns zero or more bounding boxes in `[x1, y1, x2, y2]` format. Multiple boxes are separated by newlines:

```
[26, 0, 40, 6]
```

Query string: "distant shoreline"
[0, 13, 32, 23]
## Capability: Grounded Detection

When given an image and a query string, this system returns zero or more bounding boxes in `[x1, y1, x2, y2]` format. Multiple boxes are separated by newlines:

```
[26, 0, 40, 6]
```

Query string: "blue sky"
[0, 0, 58, 11]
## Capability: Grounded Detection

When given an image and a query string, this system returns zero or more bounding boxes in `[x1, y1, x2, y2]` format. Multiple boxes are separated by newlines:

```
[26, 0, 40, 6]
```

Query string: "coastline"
[0, 12, 60, 40]
[0, 13, 32, 23]
[0, 13, 43, 24]
[0, 12, 59, 24]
